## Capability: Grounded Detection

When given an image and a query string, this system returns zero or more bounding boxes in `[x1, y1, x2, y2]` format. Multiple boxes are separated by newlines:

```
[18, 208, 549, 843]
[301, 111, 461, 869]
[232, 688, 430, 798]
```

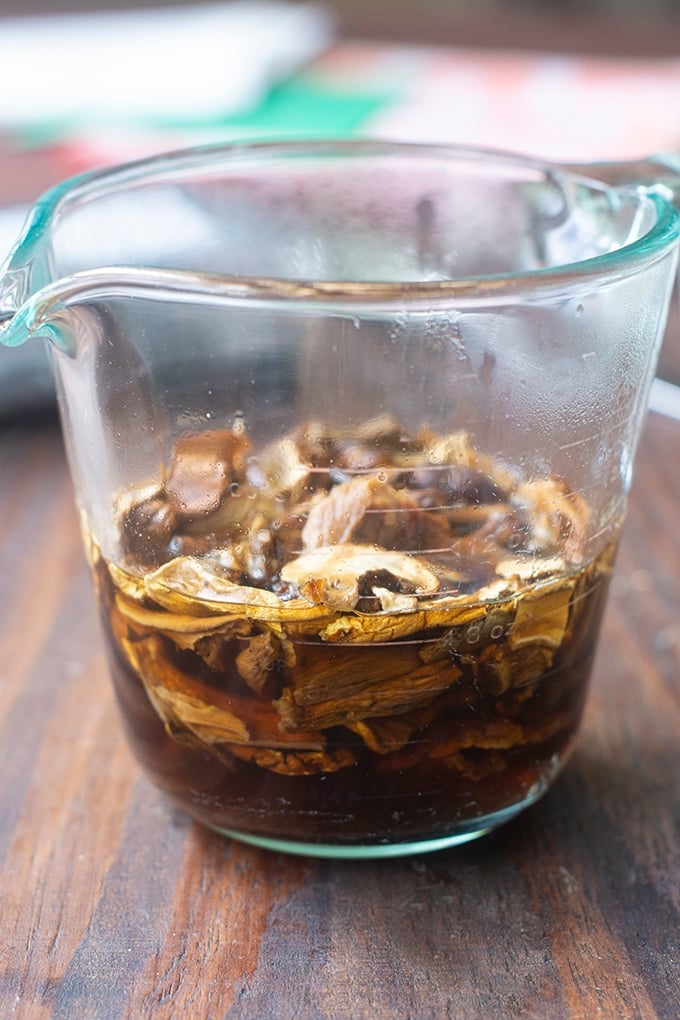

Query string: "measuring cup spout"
[0, 196, 56, 345]
[0, 273, 68, 351]
[0, 261, 28, 340]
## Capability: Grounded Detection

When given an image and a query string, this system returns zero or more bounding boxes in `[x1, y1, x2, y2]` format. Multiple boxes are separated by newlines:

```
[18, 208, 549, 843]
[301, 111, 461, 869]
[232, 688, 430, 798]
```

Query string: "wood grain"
[0, 414, 678, 1020]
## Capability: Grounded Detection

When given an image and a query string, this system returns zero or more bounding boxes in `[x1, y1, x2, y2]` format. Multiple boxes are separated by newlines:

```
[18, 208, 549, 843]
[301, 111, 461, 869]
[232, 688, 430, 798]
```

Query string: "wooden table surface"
[0, 407, 678, 1020]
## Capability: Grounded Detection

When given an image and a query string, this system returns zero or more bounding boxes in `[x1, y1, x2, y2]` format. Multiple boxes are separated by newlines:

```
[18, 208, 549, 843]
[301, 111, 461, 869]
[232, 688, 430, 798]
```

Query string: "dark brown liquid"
[97, 548, 612, 847]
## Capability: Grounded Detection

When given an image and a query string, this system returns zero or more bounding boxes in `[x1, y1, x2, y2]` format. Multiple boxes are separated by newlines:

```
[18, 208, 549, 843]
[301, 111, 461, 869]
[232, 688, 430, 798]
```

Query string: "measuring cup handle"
[559, 154, 680, 205]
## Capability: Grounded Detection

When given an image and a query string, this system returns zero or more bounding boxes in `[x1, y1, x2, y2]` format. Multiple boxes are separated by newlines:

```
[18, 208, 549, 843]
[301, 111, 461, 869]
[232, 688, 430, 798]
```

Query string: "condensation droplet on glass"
[490, 624, 504, 640]
[233, 410, 245, 434]
[377, 470, 387, 482]
[229, 482, 240, 497]
[352, 317, 361, 330]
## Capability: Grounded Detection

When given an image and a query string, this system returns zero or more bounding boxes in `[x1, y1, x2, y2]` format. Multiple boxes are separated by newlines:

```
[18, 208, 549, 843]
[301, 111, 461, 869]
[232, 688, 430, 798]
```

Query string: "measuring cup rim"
[5, 138, 680, 308]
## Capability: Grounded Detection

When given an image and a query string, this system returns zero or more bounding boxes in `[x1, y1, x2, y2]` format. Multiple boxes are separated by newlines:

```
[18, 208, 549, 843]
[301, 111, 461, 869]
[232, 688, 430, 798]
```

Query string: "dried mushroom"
[225, 744, 356, 775]
[301, 475, 453, 554]
[97, 412, 619, 842]
[274, 643, 463, 732]
[236, 631, 284, 694]
[512, 476, 589, 562]
[508, 577, 576, 651]
[345, 699, 443, 754]
[280, 544, 440, 612]
[145, 556, 281, 615]
[120, 633, 340, 774]
[115, 593, 239, 636]
[166, 428, 251, 520]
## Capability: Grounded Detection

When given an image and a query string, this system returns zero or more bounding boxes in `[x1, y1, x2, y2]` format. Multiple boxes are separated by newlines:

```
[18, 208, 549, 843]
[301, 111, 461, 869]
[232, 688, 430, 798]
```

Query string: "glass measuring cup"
[1, 140, 678, 858]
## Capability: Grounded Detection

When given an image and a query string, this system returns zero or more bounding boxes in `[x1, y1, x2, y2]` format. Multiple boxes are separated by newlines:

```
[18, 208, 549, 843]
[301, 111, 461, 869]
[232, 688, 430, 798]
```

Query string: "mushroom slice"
[496, 555, 567, 582]
[253, 435, 314, 502]
[274, 647, 461, 732]
[144, 556, 281, 617]
[122, 633, 325, 753]
[224, 744, 356, 776]
[345, 699, 442, 754]
[301, 475, 453, 555]
[108, 562, 148, 602]
[512, 475, 590, 562]
[235, 631, 282, 695]
[280, 544, 440, 612]
[165, 427, 250, 520]
[115, 593, 237, 636]
[508, 574, 578, 652]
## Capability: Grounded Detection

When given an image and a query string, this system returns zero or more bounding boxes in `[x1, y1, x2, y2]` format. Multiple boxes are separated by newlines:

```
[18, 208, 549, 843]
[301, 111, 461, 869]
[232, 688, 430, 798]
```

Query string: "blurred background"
[1, 0, 680, 414]
[4, 0, 680, 54]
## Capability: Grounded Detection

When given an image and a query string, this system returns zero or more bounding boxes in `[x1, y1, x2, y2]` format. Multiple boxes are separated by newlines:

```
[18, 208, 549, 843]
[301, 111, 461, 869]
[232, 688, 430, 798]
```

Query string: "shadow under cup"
[3, 142, 679, 856]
